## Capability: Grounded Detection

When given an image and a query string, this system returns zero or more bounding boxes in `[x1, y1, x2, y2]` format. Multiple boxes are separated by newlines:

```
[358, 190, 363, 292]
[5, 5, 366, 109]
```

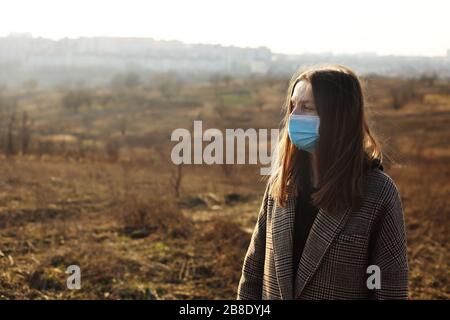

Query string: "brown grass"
[0, 75, 449, 299]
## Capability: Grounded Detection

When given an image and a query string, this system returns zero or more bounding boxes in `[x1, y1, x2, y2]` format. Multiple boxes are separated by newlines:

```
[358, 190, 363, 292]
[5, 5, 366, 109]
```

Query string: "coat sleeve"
[236, 181, 271, 300]
[369, 178, 409, 299]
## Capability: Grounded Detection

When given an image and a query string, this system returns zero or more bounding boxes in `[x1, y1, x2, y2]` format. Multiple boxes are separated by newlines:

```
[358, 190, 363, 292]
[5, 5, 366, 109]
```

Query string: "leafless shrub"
[105, 138, 120, 162]
[390, 80, 423, 110]
[117, 192, 193, 240]
[61, 90, 92, 112]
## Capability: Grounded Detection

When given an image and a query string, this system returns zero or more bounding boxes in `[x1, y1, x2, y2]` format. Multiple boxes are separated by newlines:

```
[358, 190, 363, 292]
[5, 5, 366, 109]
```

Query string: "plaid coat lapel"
[294, 206, 352, 298]
[271, 196, 297, 299]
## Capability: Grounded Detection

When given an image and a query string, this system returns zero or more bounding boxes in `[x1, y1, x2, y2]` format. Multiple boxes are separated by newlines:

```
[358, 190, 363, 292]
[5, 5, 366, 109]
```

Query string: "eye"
[291, 100, 300, 111]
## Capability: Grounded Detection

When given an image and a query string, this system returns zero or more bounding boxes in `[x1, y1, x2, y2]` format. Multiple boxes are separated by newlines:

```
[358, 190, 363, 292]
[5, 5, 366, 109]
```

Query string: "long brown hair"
[269, 64, 382, 214]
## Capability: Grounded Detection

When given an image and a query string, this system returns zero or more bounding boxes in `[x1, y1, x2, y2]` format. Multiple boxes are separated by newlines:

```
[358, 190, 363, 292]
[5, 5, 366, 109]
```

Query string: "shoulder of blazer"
[364, 168, 398, 191]
[364, 168, 404, 226]
[358, 168, 402, 223]
[363, 167, 400, 198]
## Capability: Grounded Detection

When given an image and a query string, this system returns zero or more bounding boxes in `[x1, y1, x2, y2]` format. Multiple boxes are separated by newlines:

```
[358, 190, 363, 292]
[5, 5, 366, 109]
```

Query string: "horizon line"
[1, 32, 449, 59]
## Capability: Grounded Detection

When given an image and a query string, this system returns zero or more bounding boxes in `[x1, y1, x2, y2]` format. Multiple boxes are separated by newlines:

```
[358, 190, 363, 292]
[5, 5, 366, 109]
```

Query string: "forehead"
[291, 80, 314, 102]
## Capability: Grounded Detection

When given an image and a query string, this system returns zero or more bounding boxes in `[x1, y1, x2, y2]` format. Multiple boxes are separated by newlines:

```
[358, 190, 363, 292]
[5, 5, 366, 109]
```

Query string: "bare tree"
[20, 111, 32, 154]
[171, 164, 183, 199]
[419, 72, 438, 86]
[119, 116, 127, 136]
[123, 72, 141, 89]
[390, 80, 420, 110]
[22, 79, 39, 92]
[61, 90, 92, 112]
[252, 89, 265, 110]
[6, 113, 16, 157]
[153, 72, 182, 103]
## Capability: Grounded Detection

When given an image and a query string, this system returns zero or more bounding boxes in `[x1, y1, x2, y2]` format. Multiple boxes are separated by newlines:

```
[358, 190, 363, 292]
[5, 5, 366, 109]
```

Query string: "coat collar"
[272, 196, 352, 299]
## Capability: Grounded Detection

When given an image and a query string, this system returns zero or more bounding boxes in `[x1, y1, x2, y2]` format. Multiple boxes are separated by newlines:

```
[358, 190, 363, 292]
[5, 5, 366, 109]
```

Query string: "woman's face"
[290, 80, 318, 116]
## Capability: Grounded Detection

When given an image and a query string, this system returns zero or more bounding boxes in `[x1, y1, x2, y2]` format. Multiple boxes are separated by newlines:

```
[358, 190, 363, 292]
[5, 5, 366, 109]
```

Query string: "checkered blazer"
[237, 168, 408, 300]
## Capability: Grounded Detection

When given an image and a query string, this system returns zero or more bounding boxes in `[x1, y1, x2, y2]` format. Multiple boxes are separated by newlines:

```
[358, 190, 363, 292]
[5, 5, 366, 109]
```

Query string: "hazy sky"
[1, 0, 449, 56]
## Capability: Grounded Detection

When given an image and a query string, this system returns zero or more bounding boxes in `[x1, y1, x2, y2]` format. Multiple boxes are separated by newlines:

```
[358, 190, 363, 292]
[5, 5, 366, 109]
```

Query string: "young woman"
[237, 64, 408, 300]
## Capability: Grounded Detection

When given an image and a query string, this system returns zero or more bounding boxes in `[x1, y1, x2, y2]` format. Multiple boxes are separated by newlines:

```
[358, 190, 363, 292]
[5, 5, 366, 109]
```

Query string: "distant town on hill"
[1, 33, 449, 88]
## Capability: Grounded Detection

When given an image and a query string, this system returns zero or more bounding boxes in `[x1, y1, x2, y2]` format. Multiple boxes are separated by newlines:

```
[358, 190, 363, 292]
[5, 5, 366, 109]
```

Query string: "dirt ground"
[0, 76, 448, 299]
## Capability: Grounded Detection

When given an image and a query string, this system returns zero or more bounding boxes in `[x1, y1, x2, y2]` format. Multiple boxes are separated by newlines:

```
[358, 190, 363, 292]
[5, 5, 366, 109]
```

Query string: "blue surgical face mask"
[288, 114, 320, 153]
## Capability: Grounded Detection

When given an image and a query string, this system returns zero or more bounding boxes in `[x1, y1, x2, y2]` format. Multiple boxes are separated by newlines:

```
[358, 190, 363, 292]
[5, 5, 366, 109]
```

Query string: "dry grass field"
[0, 74, 448, 299]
